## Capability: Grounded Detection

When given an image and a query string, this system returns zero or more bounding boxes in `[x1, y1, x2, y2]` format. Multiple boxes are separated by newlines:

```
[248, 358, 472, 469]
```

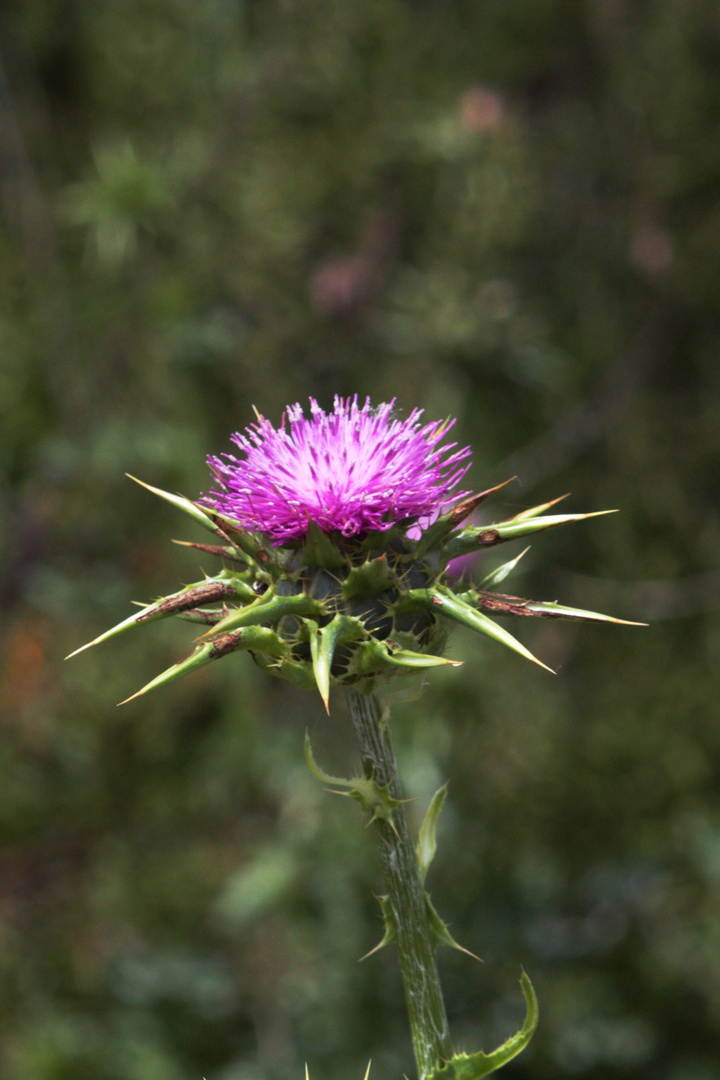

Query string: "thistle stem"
[345, 687, 453, 1080]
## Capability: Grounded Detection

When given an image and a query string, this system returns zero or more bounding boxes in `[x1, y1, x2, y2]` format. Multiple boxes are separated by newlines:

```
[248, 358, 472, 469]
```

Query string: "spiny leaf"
[202, 590, 326, 637]
[444, 510, 617, 560]
[126, 474, 219, 532]
[304, 732, 357, 789]
[346, 638, 462, 679]
[360, 885, 480, 964]
[301, 520, 348, 569]
[65, 575, 249, 658]
[359, 895, 396, 960]
[424, 893, 481, 961]
[408, 587, 554, 673]
[464, 589, 646, 626]
[429, 972, 538, 1080]
[118, 626, 288, 704]
[342, 554, 397, 600]
[514, 599, 646, 625]
[353, 778, 404, 830]
[383, 644, 463, 670]
[304, 735, 403, 828]
[308, 614, 366, 712]
[489, 508, 617, 538]
[253, 652, 317, 690]
[66, 607, 156, 659]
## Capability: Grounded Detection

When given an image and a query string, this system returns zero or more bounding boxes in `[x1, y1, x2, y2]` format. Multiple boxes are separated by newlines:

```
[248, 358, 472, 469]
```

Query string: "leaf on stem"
[358, 894, 396, 961]
[424, 894, 481, 961]
[304, 732, 356, 788]
[429, 971, 539, 1080]
[303, 733, 402, 829]
[416, 784, 448, 883]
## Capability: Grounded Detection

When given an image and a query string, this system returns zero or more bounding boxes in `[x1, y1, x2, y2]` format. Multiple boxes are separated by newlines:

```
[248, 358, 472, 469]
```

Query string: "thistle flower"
[202, 396, 472, 544]
[68, 397, 640, 708]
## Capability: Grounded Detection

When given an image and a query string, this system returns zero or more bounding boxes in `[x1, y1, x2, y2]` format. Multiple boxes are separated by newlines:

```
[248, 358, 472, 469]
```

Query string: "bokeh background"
[2, 2, 720, 1078]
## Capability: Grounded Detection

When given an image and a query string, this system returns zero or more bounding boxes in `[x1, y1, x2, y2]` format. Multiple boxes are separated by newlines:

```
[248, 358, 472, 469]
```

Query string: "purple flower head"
[202, 396, 472, 544]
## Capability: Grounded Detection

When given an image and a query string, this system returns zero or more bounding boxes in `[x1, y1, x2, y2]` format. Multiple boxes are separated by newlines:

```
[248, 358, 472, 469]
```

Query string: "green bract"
[68, 476, 639, 709]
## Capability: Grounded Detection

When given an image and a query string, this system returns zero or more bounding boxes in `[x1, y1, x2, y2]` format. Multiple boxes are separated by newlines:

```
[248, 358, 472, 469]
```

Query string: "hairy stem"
[345, 687, 453, 1080]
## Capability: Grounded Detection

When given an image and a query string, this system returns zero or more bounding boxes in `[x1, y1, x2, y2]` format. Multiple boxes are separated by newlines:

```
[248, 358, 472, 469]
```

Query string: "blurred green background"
[1, 1, 720, 1078]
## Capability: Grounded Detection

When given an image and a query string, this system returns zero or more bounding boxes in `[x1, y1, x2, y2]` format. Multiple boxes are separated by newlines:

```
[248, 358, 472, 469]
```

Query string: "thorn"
[546, 493, 570, 508]
[367, 811, 400, 839]
[532, 656, 555, 675]
[358, 939, 389, 962]
[117, 687, 146, 706]
[452, 940, 483, 963]
[510, 493, 570, 520]
[64, 642, 93, 660]
[125, 472, 148, 489]
[449, 477, 518, 527]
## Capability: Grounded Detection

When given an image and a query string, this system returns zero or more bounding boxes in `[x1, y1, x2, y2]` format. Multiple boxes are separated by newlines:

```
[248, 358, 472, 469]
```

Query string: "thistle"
[67, 395, 634, 710]
[68, 396, 640, 1080]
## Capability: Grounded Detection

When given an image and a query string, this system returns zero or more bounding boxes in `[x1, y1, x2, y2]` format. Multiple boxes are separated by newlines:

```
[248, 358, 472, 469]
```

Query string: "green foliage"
[1, 0, 719, 1077]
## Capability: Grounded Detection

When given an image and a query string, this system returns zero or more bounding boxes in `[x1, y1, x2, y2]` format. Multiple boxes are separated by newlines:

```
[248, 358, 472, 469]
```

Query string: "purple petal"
[200, 397, 472, 544]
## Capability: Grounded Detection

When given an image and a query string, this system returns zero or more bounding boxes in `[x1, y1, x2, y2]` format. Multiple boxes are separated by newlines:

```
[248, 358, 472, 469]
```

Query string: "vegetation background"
[1, 1, 719, 1078]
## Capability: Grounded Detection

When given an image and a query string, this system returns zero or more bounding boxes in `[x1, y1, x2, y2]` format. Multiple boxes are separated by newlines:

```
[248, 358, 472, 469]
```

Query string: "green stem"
[345, 687, 453, 1080]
